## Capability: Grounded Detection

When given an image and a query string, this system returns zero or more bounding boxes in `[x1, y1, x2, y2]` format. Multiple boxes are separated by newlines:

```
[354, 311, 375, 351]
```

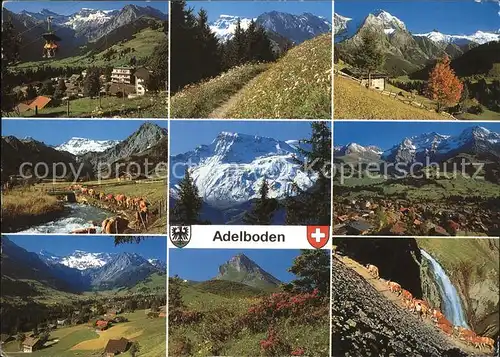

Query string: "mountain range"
[335, 126, 500, 166]
[1, 237, 166, 294]
[4, 4, 167, 61]
[170, 131, 316, 223]
[209, 11, 331, 44]
[1, 122, 168, 180]
[334, 9, 499, 75]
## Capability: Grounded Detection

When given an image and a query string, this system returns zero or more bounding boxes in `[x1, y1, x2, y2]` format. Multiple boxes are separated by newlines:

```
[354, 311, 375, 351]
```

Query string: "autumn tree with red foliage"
[426, 55, 463, 112]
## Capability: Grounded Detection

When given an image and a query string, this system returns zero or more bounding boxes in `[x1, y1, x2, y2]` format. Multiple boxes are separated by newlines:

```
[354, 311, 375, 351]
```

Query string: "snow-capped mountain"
[39, 250, 115, 270]
[170, 132, 316, 207]
[20, 8, 70, 25]
[335, 143, 383, 156]
[367, 9, 406, 35]
[55, 137, 121, 156]
[210, 15, 255, 42]
[11, 4, 166, 44]
[64, 8, 118, 31]
[382, 126, 500, 164]
[414, 30, 500, 45]
[334, 13, 352, 35]
[256, 11, 331, 44]
[209, 11, 331, 44]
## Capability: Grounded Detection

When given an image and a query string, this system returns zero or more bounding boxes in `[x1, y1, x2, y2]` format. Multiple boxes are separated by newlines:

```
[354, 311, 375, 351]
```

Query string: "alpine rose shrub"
[239, 289, 323, 332]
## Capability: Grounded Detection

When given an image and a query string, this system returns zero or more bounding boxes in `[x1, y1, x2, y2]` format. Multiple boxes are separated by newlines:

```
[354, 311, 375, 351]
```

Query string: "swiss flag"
[307, 226, 330, 249]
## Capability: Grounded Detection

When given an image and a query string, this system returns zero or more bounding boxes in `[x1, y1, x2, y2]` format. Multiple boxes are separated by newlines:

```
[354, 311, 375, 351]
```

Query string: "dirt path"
[335, 253, 491, 355]
[208, 74, 262, 119]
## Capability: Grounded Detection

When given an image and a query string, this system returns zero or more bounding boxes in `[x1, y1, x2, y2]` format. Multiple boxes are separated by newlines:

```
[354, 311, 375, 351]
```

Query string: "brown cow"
[115, 194, 126, 207]
[437, 323, 453, 336]
[387, 281, 402, 294]
[432, 309, 445, 323]
[99, 192, 106, 200]
[126, 196, 133, 209]
[366, 264, 379, 279]
[101, 216, 129, 234]
[479, 336, 495, 351]
[401, 289, 412, 301]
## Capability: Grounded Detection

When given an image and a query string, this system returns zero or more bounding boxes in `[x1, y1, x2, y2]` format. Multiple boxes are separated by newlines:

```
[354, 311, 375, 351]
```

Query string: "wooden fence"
[334, 69, 457, 120]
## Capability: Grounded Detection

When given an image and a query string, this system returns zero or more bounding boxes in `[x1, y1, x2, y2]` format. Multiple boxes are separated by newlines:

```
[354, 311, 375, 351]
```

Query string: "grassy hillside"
[2, 310, 166, 357]
[169, 280, 329, 356]
[12, 28, 166, 71]
[334, 75, 444, 119]
[170, 63, 269, 118]
[224, 33, 332, 119]
[417, 238, 499, 337]
[18, 93, 167, 118]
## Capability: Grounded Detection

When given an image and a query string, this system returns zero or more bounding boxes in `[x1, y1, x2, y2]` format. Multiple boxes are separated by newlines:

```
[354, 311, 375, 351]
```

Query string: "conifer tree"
[282, 250, 330, 297]
[196, 9, 221, 79]
[247, 24, 274, 63]
[355, 29, 386, 88]
[285, 122, 331, 225]
[26, 84, 37, 100]
[243, 178, 278, 224]
[171, 168, 204, 225]
[83, 68, 100, 98]
[53, 78, 67, 99]
[170, 1, 197, 91]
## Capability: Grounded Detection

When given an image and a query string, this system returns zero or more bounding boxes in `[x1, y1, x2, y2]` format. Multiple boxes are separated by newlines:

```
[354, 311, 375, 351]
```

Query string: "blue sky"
[7, 235, 167, 262]
[170, 120, 326, 155]
[1, 119, 167, 147]
[335, 1, 499, 34]
[3, 1, 168, 15]
[334, 122, 500, 149]
[169, 249, 301, 282]
[188, 1, 332, 22]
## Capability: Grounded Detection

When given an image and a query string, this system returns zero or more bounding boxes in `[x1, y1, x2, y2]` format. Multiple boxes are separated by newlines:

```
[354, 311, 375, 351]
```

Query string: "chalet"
[96, 320, 109, 331]
[68, 74, 82, 83]
[346, 219, 373, 235]
[340, 67, 388, 91]
[82, 70, 87, 78]
[57, 318, 68, 326]
[111, 66, 134, 84]
[104, 337, 129, 356]
[28, 96, 52, 111]
[108, 83, 136, 97]
[22, 337, 43, 353]
[134, 67, 151, 96]
[14, 102, 32, 114]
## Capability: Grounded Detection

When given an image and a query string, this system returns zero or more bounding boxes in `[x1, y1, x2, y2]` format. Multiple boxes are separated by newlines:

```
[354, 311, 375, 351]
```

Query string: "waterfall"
[420, 249, 469, 328]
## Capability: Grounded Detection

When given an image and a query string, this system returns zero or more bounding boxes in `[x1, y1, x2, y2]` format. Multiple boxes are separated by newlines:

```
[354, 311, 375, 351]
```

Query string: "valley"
[0, 236, 167, 356]
[332, 237, 499, 356]
[168, 250, 330, 356]
[170, 1, 332, 119]
[1, 120, 168, 234]
[333, 124, 500, 237]
[333, 4, 500, 120]
[2, 2, 168, 118]
[169, 121, 331, 226]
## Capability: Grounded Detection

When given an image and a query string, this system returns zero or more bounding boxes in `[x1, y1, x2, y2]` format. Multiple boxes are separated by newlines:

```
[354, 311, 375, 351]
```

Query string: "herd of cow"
[68, 184, 151, 234]
[366, 264, 496, 353]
